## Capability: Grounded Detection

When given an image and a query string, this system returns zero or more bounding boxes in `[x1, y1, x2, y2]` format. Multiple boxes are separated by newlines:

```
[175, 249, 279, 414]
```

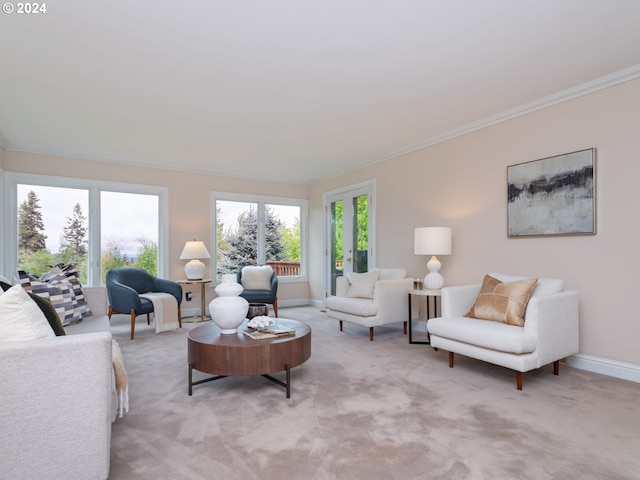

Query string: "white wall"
[3, 78, 639, 378]
[309, 77, 640, 372]
[0, 152, 311, 312]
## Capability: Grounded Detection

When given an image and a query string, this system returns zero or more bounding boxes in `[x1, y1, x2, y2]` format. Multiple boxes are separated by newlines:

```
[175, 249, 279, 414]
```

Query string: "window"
[4, 173, 168, 285]
[100, 191, 160, 282]
[212, 192, 306, 280]
[17, 184, 89, 281]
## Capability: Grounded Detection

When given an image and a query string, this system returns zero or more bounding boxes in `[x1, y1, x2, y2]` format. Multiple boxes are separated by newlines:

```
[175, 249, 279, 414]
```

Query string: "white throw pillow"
[346, 270, 380, 299]
[0, 284, 55, 341]
[378, 268, 407, 281]
[240, 266, 273, 290]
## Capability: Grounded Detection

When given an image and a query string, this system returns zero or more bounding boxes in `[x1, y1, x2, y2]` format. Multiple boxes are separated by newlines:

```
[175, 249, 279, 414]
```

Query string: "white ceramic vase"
[208, 274, 249, 334]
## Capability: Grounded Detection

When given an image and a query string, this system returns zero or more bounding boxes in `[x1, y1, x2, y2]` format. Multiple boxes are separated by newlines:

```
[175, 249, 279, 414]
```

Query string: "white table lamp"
[414, 227, 452, 289]
[180, 240, 211, 280]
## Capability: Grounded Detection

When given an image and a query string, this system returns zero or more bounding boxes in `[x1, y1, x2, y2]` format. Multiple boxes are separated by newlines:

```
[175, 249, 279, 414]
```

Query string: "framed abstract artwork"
[507, 148, 596, 237]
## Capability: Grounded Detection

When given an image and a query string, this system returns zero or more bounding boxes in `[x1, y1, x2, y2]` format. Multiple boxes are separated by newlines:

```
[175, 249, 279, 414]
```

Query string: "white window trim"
[3, 172, 169, 285]
[210, 191, 308, 283]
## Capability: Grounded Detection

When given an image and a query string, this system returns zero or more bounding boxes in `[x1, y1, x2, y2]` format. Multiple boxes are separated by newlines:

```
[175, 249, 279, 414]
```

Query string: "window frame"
[210, 191, 308, 283]
[3, 172, 169, 285]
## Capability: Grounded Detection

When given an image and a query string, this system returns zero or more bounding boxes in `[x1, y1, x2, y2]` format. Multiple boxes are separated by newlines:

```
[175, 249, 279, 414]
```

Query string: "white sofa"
[324, 268, 416, 341]
[0, 286, 115, 480]
[427, 273, 579, 390]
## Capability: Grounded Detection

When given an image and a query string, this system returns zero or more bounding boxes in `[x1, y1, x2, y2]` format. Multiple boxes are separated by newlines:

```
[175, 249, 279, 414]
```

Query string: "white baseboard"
[308, 299, 326, 309]
[278, 298, 318, 308]
[181, 306, 202, 318]
[567, 353, 640, 384]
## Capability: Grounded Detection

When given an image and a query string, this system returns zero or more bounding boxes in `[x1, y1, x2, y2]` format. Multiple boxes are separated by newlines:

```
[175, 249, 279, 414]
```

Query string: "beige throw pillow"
[345, 270, 380, 299]
[465, 274, 538, 326]
[240, 266, 273, 290]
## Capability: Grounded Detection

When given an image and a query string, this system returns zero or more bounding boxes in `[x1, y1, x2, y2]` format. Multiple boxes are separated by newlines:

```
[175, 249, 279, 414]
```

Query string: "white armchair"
[427, 273, 579, 390]
[324, 268, 415, 341]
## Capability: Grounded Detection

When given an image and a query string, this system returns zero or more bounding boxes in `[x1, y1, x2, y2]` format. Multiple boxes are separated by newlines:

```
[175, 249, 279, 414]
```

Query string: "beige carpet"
[108, 307, 640, 480]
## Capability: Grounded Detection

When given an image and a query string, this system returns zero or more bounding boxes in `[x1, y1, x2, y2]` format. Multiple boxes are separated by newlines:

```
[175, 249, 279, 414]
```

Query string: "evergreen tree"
[59, 203, 88, 263]
[218, 206, 285, 274]
[264, 205, 285, 261]
[18, 190, 47, 252]
[216, 205, 228, 268]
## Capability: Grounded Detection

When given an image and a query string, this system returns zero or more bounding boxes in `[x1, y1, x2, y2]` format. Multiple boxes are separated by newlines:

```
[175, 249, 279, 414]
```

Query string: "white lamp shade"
[414, 227, 452, 255]
[180, 240, 211, 260]
[180, 240, 211, 280]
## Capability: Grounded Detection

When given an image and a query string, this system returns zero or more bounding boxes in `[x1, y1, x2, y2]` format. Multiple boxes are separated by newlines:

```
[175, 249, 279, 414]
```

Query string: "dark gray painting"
[507, 149, 595, 236]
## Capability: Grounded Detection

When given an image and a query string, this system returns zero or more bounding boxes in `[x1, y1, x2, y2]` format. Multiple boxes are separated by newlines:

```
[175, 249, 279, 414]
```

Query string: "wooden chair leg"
[403, 321, 407, 334]
[369, 327, 374, 341]
[553, 360, 560, 376]
[339, 320, 343, 332]
[449, 351, 454, 368]
[516, 371, 523, 390]
[272, 298, 278, 317]
[108, 306, 114, 319]
[178, 305, 182, 328]
[146, 313, 151, 325]
[130, 309, 136, 340]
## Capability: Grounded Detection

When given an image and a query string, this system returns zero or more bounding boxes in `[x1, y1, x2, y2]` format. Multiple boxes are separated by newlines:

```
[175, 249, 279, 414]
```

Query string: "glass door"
[324, 182, 375, 296]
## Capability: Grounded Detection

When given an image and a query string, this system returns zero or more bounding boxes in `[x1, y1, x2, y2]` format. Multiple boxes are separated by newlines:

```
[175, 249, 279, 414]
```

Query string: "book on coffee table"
[243, 325, 296, 340]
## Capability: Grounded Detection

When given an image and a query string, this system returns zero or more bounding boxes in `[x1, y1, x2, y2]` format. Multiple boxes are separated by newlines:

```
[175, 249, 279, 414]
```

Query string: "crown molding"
[374, 64, 640, 164]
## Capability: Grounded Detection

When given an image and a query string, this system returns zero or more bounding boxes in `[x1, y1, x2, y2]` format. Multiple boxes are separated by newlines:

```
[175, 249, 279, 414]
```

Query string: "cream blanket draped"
[112, 340, 129, 418]
[139, 292, 180, 333]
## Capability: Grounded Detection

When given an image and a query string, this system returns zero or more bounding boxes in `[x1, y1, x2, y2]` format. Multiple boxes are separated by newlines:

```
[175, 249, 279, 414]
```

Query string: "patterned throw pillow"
[15, 264, 91, 326]
[56, 263, 92, 319]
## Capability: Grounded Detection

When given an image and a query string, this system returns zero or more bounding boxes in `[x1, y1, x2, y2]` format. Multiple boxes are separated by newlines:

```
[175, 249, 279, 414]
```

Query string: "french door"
[324, 181, 375, 297]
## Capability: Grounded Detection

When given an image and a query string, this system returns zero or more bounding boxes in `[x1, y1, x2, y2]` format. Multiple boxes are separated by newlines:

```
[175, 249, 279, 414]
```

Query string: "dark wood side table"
[188, 318, 311, 398]
[177, 278, 212, 322]
[407, 289, 441, 344]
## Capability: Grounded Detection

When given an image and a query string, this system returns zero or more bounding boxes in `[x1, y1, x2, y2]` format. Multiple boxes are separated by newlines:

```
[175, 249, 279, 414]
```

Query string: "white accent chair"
[324, 268, 415, 341]
[427, 273, 579, 390]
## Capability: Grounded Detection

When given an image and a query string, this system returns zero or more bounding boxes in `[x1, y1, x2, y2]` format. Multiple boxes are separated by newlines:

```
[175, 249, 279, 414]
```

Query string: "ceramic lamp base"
[424, 255, 445, 289]
[185, 259, 205, 280]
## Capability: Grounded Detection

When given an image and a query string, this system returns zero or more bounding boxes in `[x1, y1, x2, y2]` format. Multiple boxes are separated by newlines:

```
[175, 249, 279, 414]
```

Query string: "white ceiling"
[1, 1, 639, 184]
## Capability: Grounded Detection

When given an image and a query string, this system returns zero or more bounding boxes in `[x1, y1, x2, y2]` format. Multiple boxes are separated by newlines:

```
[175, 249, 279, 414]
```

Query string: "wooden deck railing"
[266, 261, 301, 276]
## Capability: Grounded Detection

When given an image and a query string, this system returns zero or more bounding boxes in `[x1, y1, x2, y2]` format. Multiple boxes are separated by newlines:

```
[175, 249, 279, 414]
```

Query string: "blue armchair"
[106, 267, 182, 340]
[236, 265, 279, 317]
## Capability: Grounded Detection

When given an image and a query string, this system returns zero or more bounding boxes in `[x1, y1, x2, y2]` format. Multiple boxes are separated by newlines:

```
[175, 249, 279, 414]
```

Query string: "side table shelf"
[177, 279, 212, 322]
[407, 289, 441, 344]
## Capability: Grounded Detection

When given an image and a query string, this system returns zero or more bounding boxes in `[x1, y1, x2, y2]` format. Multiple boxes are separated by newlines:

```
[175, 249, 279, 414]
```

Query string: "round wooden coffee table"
[188, 318, 311, 398]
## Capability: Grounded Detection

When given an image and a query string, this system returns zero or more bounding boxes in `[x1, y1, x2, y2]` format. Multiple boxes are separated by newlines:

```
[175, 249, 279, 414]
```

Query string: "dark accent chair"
[106, 267, 182, 340]
[236, 265, 279, 317]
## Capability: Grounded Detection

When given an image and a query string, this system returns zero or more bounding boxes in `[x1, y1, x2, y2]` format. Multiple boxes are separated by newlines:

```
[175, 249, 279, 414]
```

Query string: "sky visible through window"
[18, 185, 158, 258]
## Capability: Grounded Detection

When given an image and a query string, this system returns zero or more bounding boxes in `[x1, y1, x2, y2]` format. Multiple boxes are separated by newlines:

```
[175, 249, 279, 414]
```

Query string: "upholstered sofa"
[427, 273, 579, 390]
[324, 268, 416, 340]
[0, 286, 115, 480]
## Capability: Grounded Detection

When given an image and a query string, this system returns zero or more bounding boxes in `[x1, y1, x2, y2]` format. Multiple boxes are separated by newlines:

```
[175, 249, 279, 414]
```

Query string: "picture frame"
[507, 148, 596, 237]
